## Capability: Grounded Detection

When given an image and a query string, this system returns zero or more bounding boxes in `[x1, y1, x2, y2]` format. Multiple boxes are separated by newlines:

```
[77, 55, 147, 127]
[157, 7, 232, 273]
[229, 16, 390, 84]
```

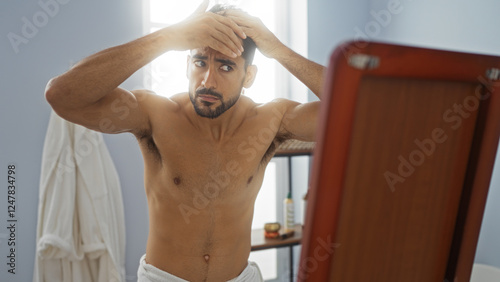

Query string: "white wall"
[0, 1, 147, 281]
[307, 0, 370, 66]
[370, 0, 500, 55]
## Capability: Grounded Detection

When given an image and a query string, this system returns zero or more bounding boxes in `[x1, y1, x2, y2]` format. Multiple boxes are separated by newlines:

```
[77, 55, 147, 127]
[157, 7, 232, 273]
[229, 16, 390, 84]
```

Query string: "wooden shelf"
[251, 224, 303, 251]
[275, 139, 315, 157]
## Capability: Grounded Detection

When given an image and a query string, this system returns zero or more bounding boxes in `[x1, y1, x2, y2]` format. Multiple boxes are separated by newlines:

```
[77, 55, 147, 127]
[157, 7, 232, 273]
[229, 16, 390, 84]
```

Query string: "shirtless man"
[45, 1, 325, 281]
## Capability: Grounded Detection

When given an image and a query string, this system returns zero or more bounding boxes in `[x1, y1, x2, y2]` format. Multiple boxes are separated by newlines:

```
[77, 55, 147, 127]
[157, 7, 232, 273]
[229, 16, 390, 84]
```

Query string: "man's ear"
[243, 65, 258, 88]
[186, 55, 191, 79]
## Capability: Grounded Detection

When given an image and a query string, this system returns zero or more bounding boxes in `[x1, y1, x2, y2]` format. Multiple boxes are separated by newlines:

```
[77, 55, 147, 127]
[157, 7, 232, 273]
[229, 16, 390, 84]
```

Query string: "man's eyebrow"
[192, 54, 208, 60]
[215, 58, 236, 66]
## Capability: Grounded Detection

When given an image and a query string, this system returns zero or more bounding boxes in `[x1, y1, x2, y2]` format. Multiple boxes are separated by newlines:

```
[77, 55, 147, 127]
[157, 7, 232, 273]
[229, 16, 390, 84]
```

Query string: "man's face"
[187, 47, 254, 119]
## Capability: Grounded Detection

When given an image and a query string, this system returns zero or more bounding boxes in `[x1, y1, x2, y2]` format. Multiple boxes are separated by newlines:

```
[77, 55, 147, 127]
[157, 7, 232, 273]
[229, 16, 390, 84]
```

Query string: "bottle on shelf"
[284, 191, 295, 232]
[302, 191, 308, 226]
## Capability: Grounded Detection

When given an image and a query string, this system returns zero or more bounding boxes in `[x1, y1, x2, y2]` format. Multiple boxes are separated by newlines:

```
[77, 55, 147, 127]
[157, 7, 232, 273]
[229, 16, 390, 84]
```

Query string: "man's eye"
[220, 65, 233, 72]
[194, 61, 205, 67]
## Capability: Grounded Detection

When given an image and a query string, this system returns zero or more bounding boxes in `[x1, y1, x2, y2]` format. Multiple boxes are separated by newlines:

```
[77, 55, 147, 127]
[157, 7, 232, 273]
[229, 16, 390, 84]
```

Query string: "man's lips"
[198, 94, 220, 102]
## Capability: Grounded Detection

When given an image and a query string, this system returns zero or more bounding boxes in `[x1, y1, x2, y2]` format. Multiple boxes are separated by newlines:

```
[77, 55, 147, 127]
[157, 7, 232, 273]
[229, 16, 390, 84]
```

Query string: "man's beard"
[190, 87, 240, 119]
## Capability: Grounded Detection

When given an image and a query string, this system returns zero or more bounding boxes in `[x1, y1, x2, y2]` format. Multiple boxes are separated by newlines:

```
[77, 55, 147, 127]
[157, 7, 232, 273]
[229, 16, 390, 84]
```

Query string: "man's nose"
[202, 67, 217, 89]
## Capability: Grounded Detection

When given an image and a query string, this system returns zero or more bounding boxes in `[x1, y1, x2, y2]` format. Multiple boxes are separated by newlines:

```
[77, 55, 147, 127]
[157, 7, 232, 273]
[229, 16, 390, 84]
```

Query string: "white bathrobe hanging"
[34, 111, 126, 282]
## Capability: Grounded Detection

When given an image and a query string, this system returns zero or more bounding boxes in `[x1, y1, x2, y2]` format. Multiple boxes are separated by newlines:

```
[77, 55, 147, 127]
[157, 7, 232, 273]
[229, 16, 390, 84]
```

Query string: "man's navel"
[247, 176, 253, 184]
[204, 254, 210, 263]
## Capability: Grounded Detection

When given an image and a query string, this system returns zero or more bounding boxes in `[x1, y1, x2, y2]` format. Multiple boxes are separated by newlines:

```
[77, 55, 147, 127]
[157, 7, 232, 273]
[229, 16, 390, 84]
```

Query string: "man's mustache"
[196, 88, 223, 99]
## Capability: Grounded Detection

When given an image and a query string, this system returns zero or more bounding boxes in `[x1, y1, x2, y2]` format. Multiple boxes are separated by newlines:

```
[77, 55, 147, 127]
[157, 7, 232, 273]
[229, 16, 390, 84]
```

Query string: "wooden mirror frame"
[298, 41, 500, 282]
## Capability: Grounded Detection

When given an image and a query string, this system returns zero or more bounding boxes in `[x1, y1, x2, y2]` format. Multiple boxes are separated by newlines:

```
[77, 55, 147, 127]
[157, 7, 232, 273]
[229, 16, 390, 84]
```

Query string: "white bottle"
[284, 191, 295, 232]
[302, 192, 308, 226]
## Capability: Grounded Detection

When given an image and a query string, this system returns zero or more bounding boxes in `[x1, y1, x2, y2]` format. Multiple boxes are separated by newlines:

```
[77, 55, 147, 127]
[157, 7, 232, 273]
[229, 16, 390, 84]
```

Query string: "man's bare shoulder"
[168, 92, 191, 107]
[254, 97, 298, 116]
[268, 97, 300, 107]
[237, 95, 258, 112]
[128, 90, 183, 139]
[131, 89, 181, 112]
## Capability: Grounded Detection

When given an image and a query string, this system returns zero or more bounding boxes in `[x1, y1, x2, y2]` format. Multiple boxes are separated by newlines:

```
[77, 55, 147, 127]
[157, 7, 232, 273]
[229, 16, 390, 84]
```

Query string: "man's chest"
[145, 123, 276, 196]
[157, 116, 277, 163]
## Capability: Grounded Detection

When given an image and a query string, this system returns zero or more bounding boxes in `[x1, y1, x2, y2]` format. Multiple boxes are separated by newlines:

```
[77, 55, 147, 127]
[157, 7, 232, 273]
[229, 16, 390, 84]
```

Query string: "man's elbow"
[44, 77, 72, 111]
[44, 78, 61, 106]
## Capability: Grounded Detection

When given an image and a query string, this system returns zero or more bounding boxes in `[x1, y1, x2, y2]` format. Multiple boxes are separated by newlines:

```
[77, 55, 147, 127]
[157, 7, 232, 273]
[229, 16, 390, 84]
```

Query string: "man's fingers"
[239, 26, 255, 39]
[209, 27, 242, 57]
[224, 10, 255, 27]
[226, 13, 262, 40]
[207, 14, 247, 54]
[212, 21, 244, 53]
[181, 6, 254, 57]
[207, 37, 238, 58]
[226, 18, 258, 42]
[214, 13, 247, 39]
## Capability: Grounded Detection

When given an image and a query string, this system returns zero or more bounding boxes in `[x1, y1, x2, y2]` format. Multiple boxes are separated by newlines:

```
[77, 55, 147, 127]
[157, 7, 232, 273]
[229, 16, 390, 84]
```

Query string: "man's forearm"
[46, 1, 246, 109]
[273, 44, 326, 99]
[46, 28, 175, 108]
[223, 10, 325, 99]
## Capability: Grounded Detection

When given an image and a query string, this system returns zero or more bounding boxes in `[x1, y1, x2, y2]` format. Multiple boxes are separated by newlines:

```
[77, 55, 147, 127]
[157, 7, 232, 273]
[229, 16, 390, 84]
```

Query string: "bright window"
[143, 1, 307, 280]
[144, 0, 278, 102]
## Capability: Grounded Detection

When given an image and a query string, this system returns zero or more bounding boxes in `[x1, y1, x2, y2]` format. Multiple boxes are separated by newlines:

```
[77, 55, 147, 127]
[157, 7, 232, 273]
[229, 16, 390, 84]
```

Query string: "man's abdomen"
[144, 190, 255, 281]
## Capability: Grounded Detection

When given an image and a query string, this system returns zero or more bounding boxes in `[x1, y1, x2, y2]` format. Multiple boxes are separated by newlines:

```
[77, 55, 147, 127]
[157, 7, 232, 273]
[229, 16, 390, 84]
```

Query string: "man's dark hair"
[209, 4, 257, 67]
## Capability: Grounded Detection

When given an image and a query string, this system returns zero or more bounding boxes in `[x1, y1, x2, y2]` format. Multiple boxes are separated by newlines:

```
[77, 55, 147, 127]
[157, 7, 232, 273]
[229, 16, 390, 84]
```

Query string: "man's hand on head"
[168, 0, 247, 58]
[225, 10, 284, 59]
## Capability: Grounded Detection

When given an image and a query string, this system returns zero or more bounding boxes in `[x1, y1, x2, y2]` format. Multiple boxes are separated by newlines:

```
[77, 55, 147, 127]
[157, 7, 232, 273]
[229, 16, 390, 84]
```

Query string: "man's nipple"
[204, 254, 210, 263]
[173, 177, 181, 185]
